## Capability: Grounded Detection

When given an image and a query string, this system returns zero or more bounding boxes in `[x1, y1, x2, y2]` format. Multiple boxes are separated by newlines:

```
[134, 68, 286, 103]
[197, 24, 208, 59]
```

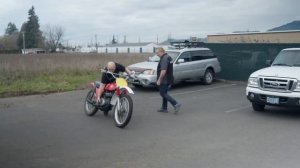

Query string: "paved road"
[1, 81, 300, 168]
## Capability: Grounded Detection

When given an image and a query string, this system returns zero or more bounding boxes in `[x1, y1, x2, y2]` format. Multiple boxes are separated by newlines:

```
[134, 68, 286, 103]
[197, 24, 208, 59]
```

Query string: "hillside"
[268, 20, 300, 31]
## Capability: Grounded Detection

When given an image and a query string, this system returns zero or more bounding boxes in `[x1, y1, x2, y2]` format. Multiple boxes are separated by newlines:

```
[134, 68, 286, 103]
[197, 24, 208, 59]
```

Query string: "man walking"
[156, 47, 181, 114]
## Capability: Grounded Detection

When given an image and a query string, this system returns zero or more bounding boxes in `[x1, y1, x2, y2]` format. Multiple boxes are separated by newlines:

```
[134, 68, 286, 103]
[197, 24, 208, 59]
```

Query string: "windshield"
[167, 51, 180, 61]
[272, 50, 300, 67]
[148, 55, 160, 62]
[148, 51, 180, 62]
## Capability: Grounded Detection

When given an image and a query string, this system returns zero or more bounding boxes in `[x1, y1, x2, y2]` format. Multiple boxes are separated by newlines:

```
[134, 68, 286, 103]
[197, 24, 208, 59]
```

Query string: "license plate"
[266, 97, 279, 104]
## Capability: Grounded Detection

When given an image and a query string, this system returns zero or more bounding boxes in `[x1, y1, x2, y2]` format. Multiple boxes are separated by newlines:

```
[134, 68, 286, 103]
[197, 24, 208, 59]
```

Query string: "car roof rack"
[170, 41, 205, 49]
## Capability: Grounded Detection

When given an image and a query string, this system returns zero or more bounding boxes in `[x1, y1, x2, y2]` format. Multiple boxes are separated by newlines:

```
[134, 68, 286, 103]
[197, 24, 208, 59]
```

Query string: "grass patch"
[0, 71, 100, 97]
[0, 53, 151, 97]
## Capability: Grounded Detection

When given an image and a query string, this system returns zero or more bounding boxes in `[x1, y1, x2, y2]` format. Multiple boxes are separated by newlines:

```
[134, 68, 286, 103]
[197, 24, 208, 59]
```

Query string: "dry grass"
[0, 53, 152, 97]
[0, 53, 151, 81]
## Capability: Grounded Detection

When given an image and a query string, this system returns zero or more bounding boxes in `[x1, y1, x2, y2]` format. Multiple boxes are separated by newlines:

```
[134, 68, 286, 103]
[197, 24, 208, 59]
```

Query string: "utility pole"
[22, 32, 25, 53]
[95, 34, 98, 53]
[156, 34, 159, 44]
[123, 35, 127, 44]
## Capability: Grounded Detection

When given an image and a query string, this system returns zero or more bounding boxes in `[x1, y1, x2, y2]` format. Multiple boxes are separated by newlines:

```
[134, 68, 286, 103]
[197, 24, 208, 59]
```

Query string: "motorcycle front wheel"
[113, 94, 133, 128]
[84, 89, 98, 116]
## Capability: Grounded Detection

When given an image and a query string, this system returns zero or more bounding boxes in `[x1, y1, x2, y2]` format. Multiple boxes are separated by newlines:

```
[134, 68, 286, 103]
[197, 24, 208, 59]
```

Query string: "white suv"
[246, 48, 300, 111]
[128, 47, 221, 87]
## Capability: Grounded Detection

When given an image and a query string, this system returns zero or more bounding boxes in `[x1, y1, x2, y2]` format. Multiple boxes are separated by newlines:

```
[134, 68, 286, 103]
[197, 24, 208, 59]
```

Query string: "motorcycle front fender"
[121, 86, 134, 94]
[110, 87, 134, 106]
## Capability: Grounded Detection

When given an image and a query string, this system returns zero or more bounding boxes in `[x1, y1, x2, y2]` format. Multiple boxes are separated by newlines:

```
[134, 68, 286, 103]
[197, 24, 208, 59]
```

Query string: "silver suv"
[128, 47, 221, 87]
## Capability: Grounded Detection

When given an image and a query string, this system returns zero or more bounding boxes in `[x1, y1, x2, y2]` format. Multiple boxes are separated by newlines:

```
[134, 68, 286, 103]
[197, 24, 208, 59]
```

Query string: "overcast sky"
[0, 0, 299, 46]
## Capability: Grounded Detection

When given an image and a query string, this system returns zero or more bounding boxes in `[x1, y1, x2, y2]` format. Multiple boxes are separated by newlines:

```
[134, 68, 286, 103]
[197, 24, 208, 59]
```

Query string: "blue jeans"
[159, 84, 177, 109]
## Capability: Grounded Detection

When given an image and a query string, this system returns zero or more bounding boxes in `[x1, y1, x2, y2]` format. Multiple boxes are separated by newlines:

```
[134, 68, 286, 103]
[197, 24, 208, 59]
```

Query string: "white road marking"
[225, 105, 251, 113]
[150, 84, 237, 99]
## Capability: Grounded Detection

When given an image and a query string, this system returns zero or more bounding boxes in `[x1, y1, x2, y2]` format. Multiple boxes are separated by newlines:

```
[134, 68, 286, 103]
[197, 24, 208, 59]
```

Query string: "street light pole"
[95, 34, 98, 53]
[22, 32, 25, 53]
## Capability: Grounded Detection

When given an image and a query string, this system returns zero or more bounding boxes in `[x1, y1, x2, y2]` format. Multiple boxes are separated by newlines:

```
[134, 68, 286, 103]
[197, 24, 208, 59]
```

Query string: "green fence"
[203, 43, 300, 81]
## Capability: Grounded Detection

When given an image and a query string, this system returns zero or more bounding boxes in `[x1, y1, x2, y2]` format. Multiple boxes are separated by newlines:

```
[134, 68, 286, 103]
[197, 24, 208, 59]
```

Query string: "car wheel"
[203, 69, 214, 85]
[252, 103, 265, 112]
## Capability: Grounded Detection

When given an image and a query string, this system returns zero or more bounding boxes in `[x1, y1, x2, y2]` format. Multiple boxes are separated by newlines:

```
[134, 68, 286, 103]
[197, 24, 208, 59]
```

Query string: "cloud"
[0, 0, 299, 45]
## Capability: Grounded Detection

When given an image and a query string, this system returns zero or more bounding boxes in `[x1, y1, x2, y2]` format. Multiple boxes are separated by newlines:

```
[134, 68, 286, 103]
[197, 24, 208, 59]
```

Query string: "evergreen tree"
[17, 6, 43, 49]
[26, 6, 43, 48]
[5, 22, 18, 35]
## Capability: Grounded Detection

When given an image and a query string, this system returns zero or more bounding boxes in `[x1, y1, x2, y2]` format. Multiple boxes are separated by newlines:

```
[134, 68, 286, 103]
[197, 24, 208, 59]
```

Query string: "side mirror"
[266, 60, 273, 66]
[177, 59, 185, 64]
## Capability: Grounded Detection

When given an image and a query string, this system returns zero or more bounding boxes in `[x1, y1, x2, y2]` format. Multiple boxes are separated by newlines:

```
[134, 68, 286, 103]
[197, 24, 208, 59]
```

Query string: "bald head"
[107, 62, 116, 72]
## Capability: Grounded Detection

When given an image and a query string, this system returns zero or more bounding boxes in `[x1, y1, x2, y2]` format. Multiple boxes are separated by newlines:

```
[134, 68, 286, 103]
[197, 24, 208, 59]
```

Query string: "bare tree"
[0, 33, 19, 51]
[43, 24, 64, 52]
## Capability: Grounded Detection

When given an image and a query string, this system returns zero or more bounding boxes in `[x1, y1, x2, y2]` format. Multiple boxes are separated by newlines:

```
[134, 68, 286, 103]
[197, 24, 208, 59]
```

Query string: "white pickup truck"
[246, 48, 300, 111]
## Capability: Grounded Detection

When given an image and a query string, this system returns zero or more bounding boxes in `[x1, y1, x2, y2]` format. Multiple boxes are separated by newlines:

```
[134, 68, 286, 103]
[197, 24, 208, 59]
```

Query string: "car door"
[190, 50, 212, 78]
[191, 50, 206, 78]
[173, 51, 193, 81]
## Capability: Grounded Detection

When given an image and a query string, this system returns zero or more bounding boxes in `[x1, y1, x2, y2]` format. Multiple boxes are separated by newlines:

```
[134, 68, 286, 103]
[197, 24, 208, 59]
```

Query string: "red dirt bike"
[84, 70, 135, 128]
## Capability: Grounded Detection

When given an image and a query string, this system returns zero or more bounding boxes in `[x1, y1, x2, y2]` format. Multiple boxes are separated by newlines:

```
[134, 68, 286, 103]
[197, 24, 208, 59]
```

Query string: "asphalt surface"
[1, 81, 300, 168]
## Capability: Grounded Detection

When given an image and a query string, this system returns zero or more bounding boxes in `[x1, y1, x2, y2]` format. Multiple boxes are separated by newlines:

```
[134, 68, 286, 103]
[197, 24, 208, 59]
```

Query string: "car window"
[191, 50, 215, 61]
[272, 50, 300, 66]
[149, 52, 180, 62]
[148, 55, 160, 62]
[204, 50, 215, 57]
[190, 51, 202, 61]
[167, 51, 180, 61]
[178, 52, 191, 62]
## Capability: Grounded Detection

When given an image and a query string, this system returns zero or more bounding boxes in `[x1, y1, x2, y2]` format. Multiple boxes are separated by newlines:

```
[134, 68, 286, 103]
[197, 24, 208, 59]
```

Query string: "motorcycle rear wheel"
[113, 94, 133, 128]
[84, 89, 98, 116]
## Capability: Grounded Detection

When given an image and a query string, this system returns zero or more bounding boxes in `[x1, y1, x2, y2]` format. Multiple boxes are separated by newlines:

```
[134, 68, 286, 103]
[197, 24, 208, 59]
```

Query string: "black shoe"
[103, 110, 109, 116]
[157, 108, 168, 113]
[174, 103, 181, 114]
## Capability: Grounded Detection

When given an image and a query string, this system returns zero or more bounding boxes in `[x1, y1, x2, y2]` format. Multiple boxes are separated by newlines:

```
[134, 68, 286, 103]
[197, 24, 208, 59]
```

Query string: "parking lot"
[1, 81, 300, 168]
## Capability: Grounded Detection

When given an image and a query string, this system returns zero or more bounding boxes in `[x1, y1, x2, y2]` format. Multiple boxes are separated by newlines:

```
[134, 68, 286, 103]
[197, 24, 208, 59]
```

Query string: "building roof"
[22, 48, 46, 54]
[105, 42, 155, 47]
[22, 48, 45, 51]
[208, 30, 300, 36]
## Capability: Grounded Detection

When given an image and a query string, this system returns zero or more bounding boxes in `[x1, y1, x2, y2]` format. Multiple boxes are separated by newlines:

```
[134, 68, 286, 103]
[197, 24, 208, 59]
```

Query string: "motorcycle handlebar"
[100, 69, 137, 80]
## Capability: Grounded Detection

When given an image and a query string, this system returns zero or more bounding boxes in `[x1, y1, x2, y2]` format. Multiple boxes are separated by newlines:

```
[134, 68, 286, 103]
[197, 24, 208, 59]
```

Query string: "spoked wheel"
[84, 89, 98, 116]
[113, 94, 133, 128]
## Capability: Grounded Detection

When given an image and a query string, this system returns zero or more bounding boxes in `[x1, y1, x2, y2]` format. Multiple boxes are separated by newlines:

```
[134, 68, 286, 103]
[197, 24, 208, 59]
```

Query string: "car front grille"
[259, 77, 297, 92]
